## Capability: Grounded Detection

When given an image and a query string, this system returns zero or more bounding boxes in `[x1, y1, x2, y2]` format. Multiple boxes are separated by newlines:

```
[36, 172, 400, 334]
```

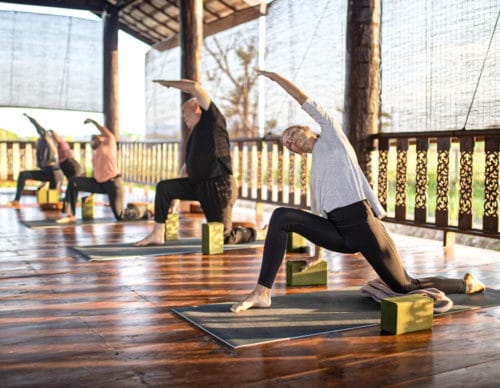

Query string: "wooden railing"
[1, 129, 498, 240]
[230, 137, 310, 209]
[371, 129, 499, 239]
[119, 141, 180, 185]
[0, 140, 93, 180]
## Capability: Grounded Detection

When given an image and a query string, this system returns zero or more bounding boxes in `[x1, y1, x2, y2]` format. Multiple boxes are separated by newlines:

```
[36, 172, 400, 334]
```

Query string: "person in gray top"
[231, 70, 485, 313]
[8, 114, 64, 206]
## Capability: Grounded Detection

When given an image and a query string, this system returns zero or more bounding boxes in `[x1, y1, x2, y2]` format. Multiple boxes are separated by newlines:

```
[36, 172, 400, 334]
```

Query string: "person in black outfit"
[8, 114, 64, 205]
[135, 79, 257, 246]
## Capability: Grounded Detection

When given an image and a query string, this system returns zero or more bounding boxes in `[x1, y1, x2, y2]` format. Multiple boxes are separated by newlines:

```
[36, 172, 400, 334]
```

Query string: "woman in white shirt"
[231, 70, 485, 313]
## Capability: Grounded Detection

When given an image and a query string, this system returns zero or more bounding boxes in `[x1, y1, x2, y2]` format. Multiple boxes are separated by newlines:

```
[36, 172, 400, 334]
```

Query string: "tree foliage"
[204, 36, 260, 138]
[0, 128, 20, 140]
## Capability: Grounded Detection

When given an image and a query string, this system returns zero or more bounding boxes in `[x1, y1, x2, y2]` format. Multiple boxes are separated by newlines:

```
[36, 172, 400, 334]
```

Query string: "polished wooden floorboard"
[0, 193, 499, 387]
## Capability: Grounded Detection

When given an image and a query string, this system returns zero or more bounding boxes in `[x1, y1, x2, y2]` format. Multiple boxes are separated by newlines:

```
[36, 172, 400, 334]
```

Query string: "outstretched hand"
[153, 79, 198, 94]
[256, 69, 308, 105]
[154, 79, 211, 110]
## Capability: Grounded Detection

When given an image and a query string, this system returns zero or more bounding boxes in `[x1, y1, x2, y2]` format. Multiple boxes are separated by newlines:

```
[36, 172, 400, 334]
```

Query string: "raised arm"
[48, 129, 63, 143]
[83, 118, 114, 138]
[23, 113, 46, 137]
[256, 70, 308, 106]
[153, 79, 211, 110]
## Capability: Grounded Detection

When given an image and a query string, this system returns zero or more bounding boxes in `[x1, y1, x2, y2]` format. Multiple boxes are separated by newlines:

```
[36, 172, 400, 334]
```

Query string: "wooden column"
[179, 0, 203, 165]
[103, 5, 119, 139]
[344, 0, 381, 175]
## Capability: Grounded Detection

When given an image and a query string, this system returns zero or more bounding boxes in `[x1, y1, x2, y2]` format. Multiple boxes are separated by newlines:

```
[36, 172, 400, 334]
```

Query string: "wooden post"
[103, 5, 119, 139]
[344, 0, 381, 175]
[179, 0, 203, 167]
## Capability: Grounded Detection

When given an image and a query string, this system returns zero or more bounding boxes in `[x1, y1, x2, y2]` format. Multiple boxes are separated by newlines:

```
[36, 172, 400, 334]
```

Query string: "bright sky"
[0, 3, 149, 140]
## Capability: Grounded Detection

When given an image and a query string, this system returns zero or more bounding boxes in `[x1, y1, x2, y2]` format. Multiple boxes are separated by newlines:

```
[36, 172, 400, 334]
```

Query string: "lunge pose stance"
[231, 70, 485, 312]
[8, 114, 64, 205]
[135, 79, 258, 246]
[57, 119, 147, 223]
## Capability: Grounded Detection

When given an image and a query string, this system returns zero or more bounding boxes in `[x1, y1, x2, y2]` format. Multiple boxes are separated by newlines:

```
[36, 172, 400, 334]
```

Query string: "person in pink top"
[57, 119, 146, 223]
[49, 129, 83, 179]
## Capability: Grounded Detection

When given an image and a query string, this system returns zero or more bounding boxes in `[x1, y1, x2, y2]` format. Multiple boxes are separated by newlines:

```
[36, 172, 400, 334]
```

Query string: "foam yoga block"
[202, 222, 224, 255]
[380, 294, 433, 335]
[165, 213, 179, 241]
[286, 232, 310, 254]
[37, 188, 59, 204]
[81, 195, 95, 220]
[286, 260, 328, 286]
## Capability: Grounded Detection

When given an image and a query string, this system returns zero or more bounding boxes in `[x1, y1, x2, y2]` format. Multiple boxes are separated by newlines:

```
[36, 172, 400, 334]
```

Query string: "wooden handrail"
[1, 129, 498, 240]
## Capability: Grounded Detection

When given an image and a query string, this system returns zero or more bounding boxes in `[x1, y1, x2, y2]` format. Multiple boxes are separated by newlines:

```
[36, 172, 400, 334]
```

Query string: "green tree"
[0, 128, 20, 140]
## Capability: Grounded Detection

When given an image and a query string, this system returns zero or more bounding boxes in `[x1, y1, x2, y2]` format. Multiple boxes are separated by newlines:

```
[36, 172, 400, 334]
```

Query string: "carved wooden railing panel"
[371, 129, 499, 239]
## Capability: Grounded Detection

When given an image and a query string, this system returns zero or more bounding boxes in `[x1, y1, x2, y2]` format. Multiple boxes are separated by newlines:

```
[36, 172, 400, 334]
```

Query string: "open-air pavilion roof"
[3, 0, 269, 49]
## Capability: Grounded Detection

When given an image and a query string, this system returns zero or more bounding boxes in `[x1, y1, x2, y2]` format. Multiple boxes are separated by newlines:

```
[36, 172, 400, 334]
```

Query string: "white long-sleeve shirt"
[302, 98, 386, 218]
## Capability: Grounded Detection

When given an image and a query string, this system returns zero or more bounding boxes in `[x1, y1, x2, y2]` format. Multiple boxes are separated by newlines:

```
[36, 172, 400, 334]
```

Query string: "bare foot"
[6, 200, 19, 207]
[464, 273, 485, 294]
[134, 222, 165, 246]
[56, 215, 76, 224]
[231, 284, 272, 313]
[134, 233, 164, 246]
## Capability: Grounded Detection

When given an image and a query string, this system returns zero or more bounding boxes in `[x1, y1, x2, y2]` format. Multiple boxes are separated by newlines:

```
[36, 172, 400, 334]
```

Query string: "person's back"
[185, 101, 232, 183]
[92, 134, 118, 183]
[36, 131, 58, 169]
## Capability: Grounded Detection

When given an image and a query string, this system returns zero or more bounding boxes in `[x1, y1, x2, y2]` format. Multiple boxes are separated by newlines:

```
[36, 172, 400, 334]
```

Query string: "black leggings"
[257, 201, 466, 294]
[63, 175, 125, 220]
[14, 167, 64, 201]
[153, 175, 255, 244]
[60, 158, 83, 179]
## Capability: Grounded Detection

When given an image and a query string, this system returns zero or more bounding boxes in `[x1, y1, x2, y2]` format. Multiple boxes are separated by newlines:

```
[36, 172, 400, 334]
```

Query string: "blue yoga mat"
[71, 238, 265, 261]
[172, 288, 500, 348]
[20, 217, 153, 229]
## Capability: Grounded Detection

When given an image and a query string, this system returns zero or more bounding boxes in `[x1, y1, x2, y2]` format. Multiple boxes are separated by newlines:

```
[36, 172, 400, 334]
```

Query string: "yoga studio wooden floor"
[1, 190, 499, 387]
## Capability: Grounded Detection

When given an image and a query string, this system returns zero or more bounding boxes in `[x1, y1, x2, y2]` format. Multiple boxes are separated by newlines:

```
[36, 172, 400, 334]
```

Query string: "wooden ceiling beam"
[153, 2, 267, 52]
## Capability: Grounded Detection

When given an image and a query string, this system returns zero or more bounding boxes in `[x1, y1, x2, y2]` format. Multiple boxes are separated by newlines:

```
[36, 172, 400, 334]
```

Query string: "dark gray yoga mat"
[71, 238, 265, 261]
[172, 288, 500, 348]
[20, 217, 152, 229]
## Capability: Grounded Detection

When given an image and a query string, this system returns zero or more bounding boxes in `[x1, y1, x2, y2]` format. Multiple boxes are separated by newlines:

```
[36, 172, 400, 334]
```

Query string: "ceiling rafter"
[2, 0, 271, 47]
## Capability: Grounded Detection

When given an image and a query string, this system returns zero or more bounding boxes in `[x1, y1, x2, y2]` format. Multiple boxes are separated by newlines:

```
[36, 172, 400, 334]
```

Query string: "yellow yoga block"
[286, 260, 328, 286]
[286, 232, 309, 254]
[81, 194, 95, 220]
[37, 188, 59, 204]
[381, 294, 433, 335]
[165, 213, 179, 241]
[202, 222, 224, 255]
[47, 189, 59, 203]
